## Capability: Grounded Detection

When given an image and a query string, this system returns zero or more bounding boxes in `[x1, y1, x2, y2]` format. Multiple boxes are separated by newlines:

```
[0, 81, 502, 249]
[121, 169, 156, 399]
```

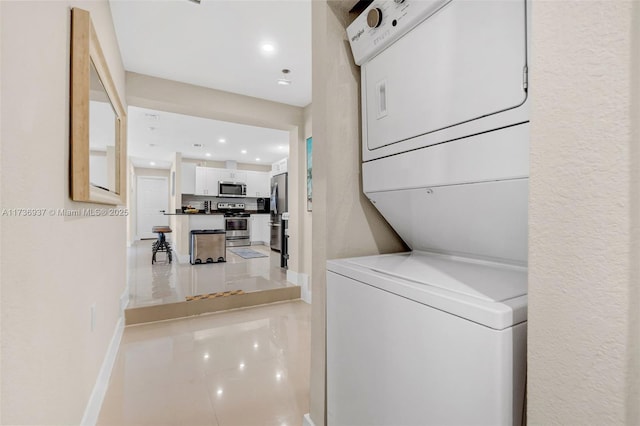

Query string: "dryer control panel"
[347, 0, 451, 65]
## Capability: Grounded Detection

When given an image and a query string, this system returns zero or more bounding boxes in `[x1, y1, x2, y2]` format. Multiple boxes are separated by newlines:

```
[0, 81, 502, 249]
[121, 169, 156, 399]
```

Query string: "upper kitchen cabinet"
[271, 158, 288, 175]
[246, 171, 271, 198]
[218, 170, 247, 183]
[195, 166, 219, 196]
[182, 162, 196, 194]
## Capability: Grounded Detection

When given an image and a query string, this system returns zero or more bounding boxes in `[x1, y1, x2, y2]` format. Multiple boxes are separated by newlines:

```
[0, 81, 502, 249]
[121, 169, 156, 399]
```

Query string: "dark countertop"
[163, 210, 270, 216]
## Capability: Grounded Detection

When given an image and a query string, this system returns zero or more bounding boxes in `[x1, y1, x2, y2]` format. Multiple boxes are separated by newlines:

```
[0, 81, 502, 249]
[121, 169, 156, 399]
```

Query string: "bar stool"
[152, 226, 172, 264]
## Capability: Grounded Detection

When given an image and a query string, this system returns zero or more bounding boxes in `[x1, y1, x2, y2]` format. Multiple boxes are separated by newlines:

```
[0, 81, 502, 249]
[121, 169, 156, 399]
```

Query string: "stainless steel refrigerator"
[270, 172, 288, 252]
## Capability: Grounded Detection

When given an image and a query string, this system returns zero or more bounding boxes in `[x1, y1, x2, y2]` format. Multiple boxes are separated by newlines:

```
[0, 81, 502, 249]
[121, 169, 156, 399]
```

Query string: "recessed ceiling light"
[256, 158, 261, 162]
[277, 145, 284, 150]
[261, 43, 275, 53]
[218, 138, 226, 143]
[241, 150, 247, 154]
[150, 161, 156, 166]
[205, 153, 211, 157]
[277, 69, 292, 86]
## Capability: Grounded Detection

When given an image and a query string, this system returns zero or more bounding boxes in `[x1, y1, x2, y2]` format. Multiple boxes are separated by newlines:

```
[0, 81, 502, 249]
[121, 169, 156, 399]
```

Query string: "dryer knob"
[367, 8, 383, 28]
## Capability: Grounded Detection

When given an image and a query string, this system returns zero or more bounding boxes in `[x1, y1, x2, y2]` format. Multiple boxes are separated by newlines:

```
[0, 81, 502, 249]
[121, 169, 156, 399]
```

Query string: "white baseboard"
[300, 273, 311, 304]
[303, 413, 315, 426]
[80, 315, 125, 426]
[286, 270, 299, 285]
[120, 288, 129, 312]
[287, 271, 312, 304]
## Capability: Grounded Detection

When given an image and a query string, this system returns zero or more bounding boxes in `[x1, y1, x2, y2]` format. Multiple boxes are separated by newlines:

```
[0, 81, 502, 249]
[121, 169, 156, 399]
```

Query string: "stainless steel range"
[217, 202, 250, 247]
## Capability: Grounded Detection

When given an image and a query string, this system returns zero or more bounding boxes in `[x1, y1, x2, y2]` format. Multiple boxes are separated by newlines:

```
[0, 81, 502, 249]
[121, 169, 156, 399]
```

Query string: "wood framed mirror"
[70, 8, 126, 205]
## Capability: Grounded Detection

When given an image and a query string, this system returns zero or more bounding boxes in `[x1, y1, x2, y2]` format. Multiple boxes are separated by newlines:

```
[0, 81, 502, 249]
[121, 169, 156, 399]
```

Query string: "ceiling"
[109, 0, 309, 170]
[109, 0, 311, 108]
[128, 106, 290, 169]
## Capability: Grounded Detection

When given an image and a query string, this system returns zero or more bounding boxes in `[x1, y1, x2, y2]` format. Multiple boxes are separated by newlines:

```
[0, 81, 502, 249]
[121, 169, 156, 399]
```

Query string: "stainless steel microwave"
[219, 181, 246, 198]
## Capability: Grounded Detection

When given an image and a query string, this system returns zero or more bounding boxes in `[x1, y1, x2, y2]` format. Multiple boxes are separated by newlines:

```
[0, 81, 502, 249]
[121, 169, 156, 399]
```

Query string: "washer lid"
[328, 251, 527, 330]
[351, 251, 526, 302]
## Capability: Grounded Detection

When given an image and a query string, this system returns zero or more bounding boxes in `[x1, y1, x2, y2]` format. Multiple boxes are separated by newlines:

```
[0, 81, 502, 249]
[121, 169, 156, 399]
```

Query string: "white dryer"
[327, 0, 530, 424]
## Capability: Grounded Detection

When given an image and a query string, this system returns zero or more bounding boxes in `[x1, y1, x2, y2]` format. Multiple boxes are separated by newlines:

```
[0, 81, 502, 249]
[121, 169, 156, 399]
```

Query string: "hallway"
[98, 301, 310, 426]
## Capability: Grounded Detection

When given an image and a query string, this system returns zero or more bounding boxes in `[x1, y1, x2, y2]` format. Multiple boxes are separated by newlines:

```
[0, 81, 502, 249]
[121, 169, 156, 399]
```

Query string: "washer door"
[363, 0, 528, 155]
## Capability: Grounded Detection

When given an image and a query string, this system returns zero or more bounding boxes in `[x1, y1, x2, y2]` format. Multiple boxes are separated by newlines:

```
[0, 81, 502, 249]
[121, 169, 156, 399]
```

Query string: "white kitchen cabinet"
[271, 158, 288, 175]
[218, 170, 247, 183]
[250, 214, 270, 245]
[245, 171, 271, 198]
[181, 162, 196, 194]
[195, 167, 219, 196]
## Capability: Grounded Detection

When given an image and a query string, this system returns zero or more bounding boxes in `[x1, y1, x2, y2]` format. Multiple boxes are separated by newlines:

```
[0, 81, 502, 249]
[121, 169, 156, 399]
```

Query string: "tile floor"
[128, 241, 292, 309]
[98, 300, 311, 426]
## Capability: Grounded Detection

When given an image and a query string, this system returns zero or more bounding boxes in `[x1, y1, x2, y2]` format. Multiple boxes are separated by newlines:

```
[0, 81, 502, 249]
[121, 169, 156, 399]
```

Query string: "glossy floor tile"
[98, 301, 311, 426]
[128, 240, 291, 308]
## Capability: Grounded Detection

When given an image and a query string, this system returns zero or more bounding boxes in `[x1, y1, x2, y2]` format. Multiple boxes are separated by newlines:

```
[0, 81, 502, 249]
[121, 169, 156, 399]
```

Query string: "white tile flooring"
[98, 300, 311, 426]
[128, 240, 292, 308]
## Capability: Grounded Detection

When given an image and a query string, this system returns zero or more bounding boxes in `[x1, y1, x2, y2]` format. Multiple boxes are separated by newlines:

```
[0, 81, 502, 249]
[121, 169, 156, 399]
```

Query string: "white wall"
[181, 157, 271, 173]
[309, 1, 406, 424]
[0, 1, 127, 424]
[528, 1, 640, 423]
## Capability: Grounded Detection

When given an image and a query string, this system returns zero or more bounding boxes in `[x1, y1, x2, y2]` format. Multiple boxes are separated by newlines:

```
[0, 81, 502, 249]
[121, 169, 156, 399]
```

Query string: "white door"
[137, 176, 169, 240]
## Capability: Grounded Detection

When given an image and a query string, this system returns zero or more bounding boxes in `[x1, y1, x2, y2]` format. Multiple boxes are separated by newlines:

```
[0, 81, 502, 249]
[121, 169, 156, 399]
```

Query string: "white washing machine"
[327, 252, 527, 425]
[327, 0, 530, 424]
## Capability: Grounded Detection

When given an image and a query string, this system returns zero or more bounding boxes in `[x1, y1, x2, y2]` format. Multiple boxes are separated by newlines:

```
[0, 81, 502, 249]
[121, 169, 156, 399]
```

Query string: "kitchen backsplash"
[182, 195, 262, 211]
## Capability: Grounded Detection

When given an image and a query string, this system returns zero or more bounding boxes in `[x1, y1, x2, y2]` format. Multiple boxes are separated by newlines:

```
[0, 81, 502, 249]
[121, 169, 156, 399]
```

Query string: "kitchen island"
[165, 210, 270, 263]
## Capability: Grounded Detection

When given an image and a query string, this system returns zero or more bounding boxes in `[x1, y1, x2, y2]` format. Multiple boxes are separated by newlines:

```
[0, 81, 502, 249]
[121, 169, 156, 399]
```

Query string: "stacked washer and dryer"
[326, 0, 529, 425]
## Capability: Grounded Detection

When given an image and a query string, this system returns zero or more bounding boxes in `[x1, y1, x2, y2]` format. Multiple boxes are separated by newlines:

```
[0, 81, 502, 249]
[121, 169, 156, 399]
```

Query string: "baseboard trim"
[303, 413, 315, 426]
[80, 316, 124, 426]
[287, 271, 311, 304]
[286, 270, 299, 285]
[120, 288, 129, 312]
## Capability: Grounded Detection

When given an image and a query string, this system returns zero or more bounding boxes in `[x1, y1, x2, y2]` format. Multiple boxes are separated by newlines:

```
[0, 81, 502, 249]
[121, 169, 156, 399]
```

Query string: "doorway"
[136, 176, 169, 240]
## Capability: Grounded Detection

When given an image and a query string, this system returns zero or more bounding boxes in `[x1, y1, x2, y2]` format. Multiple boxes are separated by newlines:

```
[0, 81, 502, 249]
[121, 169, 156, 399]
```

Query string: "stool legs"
[152, 232, 172, 264]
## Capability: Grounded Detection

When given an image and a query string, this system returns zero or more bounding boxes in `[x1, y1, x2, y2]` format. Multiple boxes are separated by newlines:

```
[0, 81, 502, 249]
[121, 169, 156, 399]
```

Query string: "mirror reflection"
[89, 59, 118, 193]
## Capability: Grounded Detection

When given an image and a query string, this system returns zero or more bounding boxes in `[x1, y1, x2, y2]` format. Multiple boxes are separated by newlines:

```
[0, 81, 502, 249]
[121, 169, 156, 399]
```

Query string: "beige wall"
[0, 1, 127, 424]
[126, 72, 303, 132]
[309, 1, 406, 424]
[529, 1, 640, 424]
[126, 73, 307, 273]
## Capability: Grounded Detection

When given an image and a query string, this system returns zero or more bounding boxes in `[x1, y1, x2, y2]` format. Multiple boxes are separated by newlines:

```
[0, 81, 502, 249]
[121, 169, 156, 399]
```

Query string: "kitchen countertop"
[163, 210, 270, 215]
